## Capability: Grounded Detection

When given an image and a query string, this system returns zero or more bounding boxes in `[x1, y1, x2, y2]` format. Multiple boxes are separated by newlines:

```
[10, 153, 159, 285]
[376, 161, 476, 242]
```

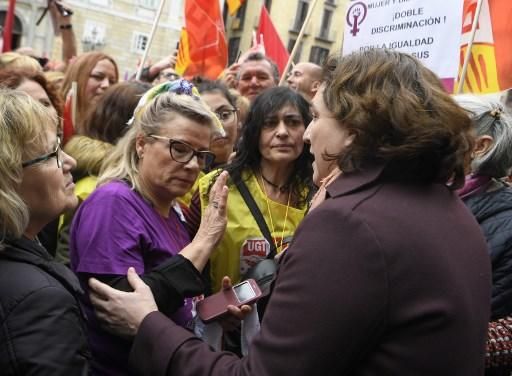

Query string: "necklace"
[258, 174, 291, 253]
[260, 171, 290, 193]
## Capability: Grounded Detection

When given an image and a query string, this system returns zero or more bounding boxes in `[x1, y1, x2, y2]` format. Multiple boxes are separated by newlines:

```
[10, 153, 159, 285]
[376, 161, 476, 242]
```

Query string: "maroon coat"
[129, 164, 491, 376]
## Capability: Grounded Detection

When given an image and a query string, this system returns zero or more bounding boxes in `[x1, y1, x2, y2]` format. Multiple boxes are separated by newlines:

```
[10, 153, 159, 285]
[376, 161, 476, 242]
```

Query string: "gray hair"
[454, 94, 512, 178]
[98, 92, 215, 195]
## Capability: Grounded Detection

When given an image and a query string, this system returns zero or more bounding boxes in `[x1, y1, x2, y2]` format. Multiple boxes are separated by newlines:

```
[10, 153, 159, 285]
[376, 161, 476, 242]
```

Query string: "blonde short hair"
[0, 52, 41, 72]
[98, 92, 215, 197]
[0, 89, 58, 248]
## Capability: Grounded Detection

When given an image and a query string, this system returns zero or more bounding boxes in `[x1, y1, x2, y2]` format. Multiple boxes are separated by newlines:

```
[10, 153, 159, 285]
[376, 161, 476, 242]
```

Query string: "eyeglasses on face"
[148, 134, 215, 169]
[22, 137, 62, 169]
[214, 109, 237, 125]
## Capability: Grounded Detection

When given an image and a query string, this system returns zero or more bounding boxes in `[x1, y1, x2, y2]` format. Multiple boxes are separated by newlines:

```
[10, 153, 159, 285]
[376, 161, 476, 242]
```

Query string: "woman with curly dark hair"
[88, 50, 492, 376]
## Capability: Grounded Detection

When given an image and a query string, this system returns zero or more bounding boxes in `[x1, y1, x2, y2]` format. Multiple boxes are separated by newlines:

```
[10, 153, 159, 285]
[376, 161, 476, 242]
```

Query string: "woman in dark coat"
[455, 95, 512, 375]
[88, 50, 492, 376]
[0, 89, 89, 375]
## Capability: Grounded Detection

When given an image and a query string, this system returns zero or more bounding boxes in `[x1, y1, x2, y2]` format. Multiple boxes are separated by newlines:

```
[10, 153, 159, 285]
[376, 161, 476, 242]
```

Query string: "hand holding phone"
[197, 279, 262, 323]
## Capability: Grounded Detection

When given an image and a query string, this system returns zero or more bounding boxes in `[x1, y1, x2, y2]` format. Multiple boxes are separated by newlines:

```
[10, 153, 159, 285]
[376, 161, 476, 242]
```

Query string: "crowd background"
[1, 1, 512, 375]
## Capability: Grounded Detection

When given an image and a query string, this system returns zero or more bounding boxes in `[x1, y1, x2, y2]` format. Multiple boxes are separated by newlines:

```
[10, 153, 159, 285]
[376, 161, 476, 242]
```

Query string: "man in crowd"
[287, 61, 322, 102]
[222, 52, 279, 102]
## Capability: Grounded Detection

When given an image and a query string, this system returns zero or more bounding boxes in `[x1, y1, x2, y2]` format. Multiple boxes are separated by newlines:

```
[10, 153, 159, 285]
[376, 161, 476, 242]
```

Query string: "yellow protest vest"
[199, 169, 309, 292]
[178, 171, 204, 208]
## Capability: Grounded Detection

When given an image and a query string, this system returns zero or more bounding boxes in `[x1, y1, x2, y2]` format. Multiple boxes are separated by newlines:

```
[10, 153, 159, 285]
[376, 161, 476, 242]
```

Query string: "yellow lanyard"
[259, 175, 291, 253]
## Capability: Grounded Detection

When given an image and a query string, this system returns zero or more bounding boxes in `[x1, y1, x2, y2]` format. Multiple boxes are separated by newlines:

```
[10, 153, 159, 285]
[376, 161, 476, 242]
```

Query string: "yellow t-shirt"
[199, 169, 309, 292]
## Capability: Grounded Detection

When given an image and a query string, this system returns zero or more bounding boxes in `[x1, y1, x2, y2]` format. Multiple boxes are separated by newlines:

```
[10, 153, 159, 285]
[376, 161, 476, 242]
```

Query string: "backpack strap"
[233, 174, 277, 259]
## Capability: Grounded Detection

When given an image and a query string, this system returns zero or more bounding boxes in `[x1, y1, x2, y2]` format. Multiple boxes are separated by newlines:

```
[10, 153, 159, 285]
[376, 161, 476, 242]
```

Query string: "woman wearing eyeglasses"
[0, 67, 64, 256]
[69, 81, 229, 375]
[195, 79, 239, 168]
[0, 90, 89, 374]
[178, 79, 240, 208]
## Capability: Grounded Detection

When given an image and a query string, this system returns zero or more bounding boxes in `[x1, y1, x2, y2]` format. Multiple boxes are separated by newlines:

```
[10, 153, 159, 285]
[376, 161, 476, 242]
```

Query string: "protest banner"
[342, 0, 464, 92]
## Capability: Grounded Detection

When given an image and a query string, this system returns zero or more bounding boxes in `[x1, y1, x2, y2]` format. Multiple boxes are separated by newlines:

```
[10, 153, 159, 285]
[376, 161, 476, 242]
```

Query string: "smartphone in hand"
[197, 279, 262, 323]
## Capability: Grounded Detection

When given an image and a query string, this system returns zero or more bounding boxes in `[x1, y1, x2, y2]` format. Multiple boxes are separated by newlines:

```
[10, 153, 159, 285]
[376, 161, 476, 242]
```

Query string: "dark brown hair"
[322, 49, 473, 189]
[81, 81, 151, 144]
[0, 68, 63, 117]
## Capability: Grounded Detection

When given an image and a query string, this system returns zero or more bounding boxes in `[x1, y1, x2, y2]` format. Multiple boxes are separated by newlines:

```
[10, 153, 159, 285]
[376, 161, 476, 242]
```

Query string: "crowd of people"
[0, 5, 512, 376]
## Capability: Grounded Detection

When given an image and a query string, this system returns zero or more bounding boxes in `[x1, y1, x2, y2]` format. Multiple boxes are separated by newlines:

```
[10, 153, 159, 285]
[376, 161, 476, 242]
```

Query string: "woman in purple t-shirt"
[69, 80, 229, 375]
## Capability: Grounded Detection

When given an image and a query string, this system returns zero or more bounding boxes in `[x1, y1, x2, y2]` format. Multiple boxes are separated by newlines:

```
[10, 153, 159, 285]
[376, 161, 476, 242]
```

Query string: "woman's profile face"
[258, 103, 306, 168]
[16, 79, 57, 119]
[201, 91, 238, 165]
[19, 128, 78, 231]
[136, 114, 212, 204]
[304, 87, 354, 185]
[85, 58, 117, 104]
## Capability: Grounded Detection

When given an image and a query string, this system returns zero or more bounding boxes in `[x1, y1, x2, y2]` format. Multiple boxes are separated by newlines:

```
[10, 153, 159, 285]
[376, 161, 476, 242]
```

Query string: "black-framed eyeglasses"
[148, 135, 215, 169]
[22, 137, 62, 169]
[214, 109, 237, 125]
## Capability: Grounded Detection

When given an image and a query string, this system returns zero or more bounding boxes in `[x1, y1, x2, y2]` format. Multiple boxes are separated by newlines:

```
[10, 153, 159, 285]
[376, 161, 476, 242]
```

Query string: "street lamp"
[81, 26, 105, 52]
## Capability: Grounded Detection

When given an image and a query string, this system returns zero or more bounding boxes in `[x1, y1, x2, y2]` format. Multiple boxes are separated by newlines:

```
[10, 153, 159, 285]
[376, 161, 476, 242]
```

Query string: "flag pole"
[456, 0, 484, 94]
[278, 0, 320, 86]
[135, 0, 166, 81]
[2, 0, 17, 52]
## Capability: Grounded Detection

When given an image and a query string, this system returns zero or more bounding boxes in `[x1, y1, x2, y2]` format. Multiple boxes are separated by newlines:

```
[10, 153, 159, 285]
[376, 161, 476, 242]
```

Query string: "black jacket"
[0, 237, 90, 375]
[464, 183, 512, 320]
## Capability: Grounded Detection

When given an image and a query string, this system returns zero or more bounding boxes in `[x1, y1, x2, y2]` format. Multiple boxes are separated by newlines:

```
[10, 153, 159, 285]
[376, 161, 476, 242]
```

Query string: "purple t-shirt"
[70, 180, 193, 375]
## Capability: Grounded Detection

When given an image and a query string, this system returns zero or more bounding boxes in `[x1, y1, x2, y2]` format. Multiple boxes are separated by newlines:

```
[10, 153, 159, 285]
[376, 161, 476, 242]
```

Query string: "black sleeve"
[90, 255, 206, 317]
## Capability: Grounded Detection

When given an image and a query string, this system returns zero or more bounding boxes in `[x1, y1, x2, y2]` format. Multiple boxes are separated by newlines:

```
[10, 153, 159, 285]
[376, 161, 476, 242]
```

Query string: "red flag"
[182, 0, 228, 79]
[256, 5, 290, 76]
[2, 0, 16, 52]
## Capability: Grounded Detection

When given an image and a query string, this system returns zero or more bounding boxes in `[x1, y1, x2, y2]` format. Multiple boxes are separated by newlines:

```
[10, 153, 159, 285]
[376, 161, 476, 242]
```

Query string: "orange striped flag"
[457, 0, 512, 93]
[227, 0, 244, 16]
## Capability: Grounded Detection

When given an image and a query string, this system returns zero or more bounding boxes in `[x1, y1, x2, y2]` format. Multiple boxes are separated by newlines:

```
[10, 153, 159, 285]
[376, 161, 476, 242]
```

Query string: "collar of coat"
[326, 163, 386, 199]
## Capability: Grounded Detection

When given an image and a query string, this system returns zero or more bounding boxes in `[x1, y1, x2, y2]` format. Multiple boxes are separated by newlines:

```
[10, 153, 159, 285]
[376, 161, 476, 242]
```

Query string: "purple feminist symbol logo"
[346, 2, 368, 37]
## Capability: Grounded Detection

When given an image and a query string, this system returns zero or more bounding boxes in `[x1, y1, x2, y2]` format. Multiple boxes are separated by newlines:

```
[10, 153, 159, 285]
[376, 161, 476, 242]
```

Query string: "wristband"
[60, 24, 72, 30]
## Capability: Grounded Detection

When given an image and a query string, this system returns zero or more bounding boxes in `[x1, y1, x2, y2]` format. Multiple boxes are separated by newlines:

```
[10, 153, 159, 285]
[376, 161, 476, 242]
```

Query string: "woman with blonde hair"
[0, 51, 42, 71]
[69, 80, 228, 375]
[60, 51, 119, 134]
[0, 90, 89, 374]
[0, 68, 65, 255]
[55, 81, 151, 265]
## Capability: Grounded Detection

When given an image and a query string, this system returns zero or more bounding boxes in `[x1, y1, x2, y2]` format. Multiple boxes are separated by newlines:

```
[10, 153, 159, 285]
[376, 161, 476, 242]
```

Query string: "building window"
[138, 0, 159, 9]
[318, 9, 333, 40]
[309, 46, 329, 65]
[287, 38, 303, 62]
[132, 32, 149, 54]
[228, 37, 241, 65]
[293, 1, 309, 32]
